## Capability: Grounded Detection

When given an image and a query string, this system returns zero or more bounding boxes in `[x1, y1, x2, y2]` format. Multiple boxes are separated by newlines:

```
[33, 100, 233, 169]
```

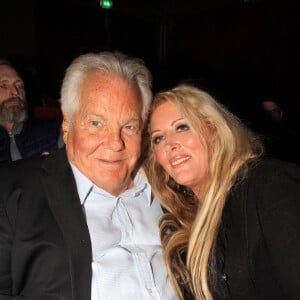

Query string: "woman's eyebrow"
[171, 118, 184, 126]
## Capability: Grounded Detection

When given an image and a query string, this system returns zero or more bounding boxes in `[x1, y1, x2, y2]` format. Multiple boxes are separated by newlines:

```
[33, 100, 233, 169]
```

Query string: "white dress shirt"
[71, 164, 176, 300]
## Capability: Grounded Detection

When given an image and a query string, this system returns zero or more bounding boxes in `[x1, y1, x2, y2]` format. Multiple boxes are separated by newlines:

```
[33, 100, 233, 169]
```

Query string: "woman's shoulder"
[230, 158, 300, 209]
[248, 158, 300, 180]
[242, 158, 300, 210]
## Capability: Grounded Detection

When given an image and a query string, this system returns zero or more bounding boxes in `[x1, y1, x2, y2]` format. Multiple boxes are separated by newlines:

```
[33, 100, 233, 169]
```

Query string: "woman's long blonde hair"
[143, 85, 264, 299]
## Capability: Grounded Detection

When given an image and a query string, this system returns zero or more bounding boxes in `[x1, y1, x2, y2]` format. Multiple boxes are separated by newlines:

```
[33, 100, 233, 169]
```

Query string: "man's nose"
[10, 85, 20, 97]
[103, 130, 125, 152]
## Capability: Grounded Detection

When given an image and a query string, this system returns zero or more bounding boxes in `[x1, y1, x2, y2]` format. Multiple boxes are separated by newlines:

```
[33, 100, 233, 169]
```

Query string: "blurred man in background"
[0, 59, 62, 162]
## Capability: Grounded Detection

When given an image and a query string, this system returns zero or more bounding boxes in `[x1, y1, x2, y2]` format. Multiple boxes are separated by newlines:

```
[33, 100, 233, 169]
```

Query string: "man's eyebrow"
[126, 117, 140, 122]
[0, 79, 23, 83]
[85, 113, 104, 118]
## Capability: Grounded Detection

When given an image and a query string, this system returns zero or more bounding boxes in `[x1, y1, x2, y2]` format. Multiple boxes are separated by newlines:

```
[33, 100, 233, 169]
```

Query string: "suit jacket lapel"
[41, 147, 92, 300]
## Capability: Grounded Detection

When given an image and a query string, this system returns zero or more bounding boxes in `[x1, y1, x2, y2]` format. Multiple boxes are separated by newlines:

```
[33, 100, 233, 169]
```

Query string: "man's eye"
[16, 83, 25, 89]
[123, 124, 140, 134]
[0, 84, 8, 89]
[124, 124, 134, 130]
[90, 121, 101, 127]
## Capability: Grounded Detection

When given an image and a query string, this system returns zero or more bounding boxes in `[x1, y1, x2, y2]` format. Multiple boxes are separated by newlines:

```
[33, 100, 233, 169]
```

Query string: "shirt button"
[147, 288, 152, 295]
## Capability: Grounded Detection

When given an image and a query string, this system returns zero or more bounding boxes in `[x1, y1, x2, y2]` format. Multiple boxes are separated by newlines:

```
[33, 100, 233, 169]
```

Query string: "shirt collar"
[69, 162, 94, 205]
[70, 163, 153, 206]
[10, 121, 24, 135]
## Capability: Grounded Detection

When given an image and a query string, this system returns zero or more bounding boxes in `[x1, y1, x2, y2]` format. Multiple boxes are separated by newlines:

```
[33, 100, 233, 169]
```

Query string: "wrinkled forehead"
[261, 100, 280, 111]
[0, 64, 22, 81]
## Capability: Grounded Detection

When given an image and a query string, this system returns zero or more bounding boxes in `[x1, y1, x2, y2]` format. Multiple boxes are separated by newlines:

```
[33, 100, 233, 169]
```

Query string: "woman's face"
[150, 101, 210, 194]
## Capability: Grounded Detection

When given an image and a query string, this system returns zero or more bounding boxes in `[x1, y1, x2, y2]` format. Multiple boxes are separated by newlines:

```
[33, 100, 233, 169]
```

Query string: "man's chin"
[0, 110, 27, 123]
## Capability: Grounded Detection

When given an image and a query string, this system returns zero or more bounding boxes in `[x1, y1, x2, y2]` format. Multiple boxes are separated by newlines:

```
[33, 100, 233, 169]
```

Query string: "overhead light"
[100, 0, 113, 9]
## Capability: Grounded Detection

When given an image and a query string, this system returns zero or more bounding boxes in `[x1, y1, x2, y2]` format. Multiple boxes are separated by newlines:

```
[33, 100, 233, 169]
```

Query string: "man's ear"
[62, 112, 69, 144]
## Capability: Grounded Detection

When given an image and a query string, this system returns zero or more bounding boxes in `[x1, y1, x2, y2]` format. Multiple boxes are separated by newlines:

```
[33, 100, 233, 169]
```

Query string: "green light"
[100, 0, 113, 9]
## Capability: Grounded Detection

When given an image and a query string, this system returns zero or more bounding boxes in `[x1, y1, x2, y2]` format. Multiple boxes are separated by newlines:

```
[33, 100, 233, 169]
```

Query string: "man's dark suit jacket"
[0, 118, 61, 163]
[0, 147, 92, 299]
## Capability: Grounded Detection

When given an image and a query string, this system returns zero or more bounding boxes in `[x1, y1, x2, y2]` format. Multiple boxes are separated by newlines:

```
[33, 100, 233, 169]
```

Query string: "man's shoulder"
[23, 118, 61, 132]
[0, 148, 68, 179]
[19, 118, 62, 148]
[0, 155, 45, 185]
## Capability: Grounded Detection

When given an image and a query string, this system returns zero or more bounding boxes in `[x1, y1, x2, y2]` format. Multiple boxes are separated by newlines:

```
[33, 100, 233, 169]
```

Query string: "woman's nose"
[165, 135, 180, 151]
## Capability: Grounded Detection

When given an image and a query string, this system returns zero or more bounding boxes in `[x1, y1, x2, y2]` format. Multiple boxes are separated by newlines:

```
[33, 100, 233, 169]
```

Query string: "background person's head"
[0, 59, 27, 125]
[261, 99, 283, 122]
[60, 51, 152, 196]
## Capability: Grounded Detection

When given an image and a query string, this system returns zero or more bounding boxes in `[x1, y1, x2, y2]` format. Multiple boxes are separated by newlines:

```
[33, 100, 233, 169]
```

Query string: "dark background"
[1, 0, 299, 124]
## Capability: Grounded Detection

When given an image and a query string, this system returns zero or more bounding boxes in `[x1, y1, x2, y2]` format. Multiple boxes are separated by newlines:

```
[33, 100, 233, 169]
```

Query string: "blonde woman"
[143, 84, 300, 300]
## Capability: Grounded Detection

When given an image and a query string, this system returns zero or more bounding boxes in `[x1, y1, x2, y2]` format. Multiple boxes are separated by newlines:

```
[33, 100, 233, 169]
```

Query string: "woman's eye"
[152, 135, 164, 145]
[177, 124, 189, 131]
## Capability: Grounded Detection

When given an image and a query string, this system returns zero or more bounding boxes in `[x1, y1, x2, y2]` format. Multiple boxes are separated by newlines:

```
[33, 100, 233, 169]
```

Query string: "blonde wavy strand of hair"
[143, 84, 264, 300]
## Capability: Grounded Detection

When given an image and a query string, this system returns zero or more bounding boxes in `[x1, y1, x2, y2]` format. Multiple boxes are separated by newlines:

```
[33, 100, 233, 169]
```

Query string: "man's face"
[63, 71, 143, 196]
[261, 100, 283, 122]
[0, 64, 27, 123]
